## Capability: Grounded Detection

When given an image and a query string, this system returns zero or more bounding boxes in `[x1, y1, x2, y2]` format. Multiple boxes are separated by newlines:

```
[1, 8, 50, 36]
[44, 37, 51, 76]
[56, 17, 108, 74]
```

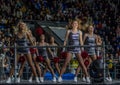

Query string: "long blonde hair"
[17, 21, 28, 33]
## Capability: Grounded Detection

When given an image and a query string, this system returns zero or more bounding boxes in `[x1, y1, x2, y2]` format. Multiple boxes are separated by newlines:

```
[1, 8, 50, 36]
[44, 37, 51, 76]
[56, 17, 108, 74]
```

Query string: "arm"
[26, 32, 34, 45]
[96, 35, 102, 45]
[55, 43, 58, 55]
[83, 33, 87, 44]
[36, 42, 39, 56]
[64, 30, 70, 46]
[79, 31, 83, 46]
[79, 31, 84, 50]
[48, 44, 54, 58]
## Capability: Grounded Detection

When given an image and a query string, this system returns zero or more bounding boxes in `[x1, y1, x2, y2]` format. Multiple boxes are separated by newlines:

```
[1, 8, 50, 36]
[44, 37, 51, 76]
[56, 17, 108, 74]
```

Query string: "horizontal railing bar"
[0, 44, 110, 48]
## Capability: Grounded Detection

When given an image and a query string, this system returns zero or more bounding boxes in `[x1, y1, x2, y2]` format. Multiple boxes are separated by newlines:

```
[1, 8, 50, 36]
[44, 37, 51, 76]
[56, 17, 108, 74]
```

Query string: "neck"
[50, 42, 54, 45]
[72, 27, 77, 31]
[89, 32, 93, 35]
[19, 30, 23, 33]
[41, 40, 45, 43]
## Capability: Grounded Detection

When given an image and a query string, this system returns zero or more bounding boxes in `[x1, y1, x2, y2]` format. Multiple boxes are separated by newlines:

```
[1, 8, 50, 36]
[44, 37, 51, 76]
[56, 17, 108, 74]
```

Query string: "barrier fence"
[0, 42, 118, 84]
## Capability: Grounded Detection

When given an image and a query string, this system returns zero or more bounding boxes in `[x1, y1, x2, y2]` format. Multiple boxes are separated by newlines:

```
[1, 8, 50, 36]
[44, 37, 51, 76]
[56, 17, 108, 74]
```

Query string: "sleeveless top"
[50, 47, 57, 57]
[28, 37, 37, 54]
[16, 35, 29, 54]
[85, 34, 96, 55]
[38, 43, 48, 58]
[67, 30, 81, 53]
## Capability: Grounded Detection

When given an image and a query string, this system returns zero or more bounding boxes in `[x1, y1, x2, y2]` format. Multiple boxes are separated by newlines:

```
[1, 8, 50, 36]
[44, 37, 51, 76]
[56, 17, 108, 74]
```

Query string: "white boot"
[52, 77, 56, 82]
[58, 76, 62, 82]
[36, 77, 40, 83]
[74, 76, 77, 82]
[40, 77, 44, 83]
[6, 77, 11, 83]
[86, 77, 90, 83]
[82, 77, 86, 82]
[16, 77, 20, 83]
[28, 77, 32, 83]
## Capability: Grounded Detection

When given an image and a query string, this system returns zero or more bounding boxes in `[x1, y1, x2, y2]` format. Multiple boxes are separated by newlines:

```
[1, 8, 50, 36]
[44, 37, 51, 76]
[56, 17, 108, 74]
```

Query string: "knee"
[46, 63, 51, 68]
[29, 62, 34, 67]
[63, 63, 68, 68]
[92, 57, 96, 61]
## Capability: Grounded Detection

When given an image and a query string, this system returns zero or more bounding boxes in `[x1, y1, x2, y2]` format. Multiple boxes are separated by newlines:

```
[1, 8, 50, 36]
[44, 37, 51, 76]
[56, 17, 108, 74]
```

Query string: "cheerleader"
[6, 21, 39, 83]
[48, 36, 60, 74]
[82, 24, 98, 81]
[37, 34, 56, 83]
[58, 19, 90, 83]
[28, 30, 42, 82]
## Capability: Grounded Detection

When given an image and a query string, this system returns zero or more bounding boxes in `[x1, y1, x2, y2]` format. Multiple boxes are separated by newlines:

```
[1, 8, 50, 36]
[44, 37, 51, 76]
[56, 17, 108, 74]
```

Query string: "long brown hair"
[66, 18, 82, 30]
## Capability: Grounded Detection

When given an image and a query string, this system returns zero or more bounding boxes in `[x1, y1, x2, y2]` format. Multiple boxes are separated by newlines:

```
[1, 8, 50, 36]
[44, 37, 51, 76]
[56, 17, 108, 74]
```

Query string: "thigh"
[45, 57, 51, 66]
[75, 53, 84, 62]
[32, 54, 37, 62]
[89, 54, 96, 61]
[25, 53, 33, 64]
[64, 52, 72, 64]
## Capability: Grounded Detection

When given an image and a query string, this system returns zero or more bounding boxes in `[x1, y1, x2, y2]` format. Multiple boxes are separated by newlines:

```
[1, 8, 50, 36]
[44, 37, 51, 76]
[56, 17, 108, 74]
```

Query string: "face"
[40, 34, 45, 40]
[50, 37, 54, 43]
[88, 25, 94, 32]
[28, 30, 32, 36]
[72, 21, 78, 29]
[19, 22, 26, 30]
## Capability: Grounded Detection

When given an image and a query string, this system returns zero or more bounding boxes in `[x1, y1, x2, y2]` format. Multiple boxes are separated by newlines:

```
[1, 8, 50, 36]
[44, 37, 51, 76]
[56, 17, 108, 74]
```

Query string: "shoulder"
[26, 31, 30, 36]
[78, 30, 82, 34]
[54, 43, 58, 46]
[46, 42, 49, 46]
[66, 29, 71, 33]
[94, 34, 98, 38]
[84, 33, 88, 37]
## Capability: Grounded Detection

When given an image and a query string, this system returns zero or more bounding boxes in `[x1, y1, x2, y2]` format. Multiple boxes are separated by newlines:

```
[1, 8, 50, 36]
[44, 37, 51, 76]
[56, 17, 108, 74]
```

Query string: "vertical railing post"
[103, 42, 106, 84]
[14, 43, 17, 83]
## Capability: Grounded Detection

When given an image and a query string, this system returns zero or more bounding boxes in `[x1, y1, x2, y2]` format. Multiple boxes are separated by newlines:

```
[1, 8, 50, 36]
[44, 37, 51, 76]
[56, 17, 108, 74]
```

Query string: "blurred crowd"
[0, 0, 120, 73]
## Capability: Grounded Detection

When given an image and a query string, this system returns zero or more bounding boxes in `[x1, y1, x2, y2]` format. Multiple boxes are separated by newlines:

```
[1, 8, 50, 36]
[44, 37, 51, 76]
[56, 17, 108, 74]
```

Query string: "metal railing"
[0, 42, 117, 84]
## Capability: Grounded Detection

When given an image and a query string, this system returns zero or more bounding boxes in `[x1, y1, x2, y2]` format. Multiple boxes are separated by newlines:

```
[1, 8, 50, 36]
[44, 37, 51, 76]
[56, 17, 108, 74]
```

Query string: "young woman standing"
[37, 34, 56, 83]
[74, 25, 100, 82]
[48, 36, 60, 74]
[28, 30, 42, 82]
[58, 19, 90, 83]
[6, 21, 39, 83]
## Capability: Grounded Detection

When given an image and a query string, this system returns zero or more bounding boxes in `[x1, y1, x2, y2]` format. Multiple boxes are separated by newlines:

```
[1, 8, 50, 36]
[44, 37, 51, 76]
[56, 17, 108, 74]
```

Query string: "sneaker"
[106, 77, 112, 82]
[86, 77, 90, 83]
[74, 76, 77, 82]
[52, 77, 56, 82]
[58, 77, 62, 82]
[36, 77, 40, 83]
[106, 77, 109, 81]
[82, 77, 86, 82]
[40, 77, 44, 83]
[28, 77, 32, 83]
[6, 77, 11, 83]
[109, 77, 112, 82]
[16, 77, 20, 83]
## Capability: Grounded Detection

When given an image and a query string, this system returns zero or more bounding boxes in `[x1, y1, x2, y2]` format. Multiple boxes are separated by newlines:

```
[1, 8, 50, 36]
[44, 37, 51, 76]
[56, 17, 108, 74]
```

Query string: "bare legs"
[6, 53, 39, 83]
[58, 52, 90, 83]
[59, 52, 72, 77]
[55, 62, 60, 74]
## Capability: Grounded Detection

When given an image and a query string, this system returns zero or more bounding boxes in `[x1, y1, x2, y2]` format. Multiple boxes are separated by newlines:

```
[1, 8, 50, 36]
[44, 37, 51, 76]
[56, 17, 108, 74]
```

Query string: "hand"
[62, 47, 66, 52]
[81, 47, 84, 52]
